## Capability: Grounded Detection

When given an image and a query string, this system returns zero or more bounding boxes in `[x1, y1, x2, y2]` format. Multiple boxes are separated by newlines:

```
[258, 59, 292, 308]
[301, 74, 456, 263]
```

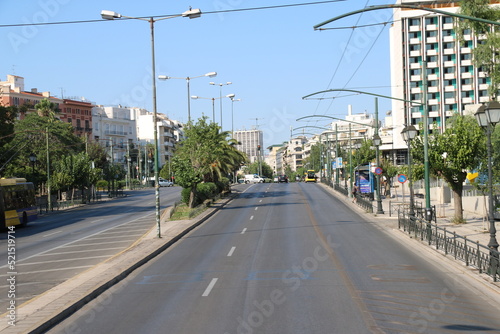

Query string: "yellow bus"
[0, 178, 38, 228]
[304, 170, 317, 183]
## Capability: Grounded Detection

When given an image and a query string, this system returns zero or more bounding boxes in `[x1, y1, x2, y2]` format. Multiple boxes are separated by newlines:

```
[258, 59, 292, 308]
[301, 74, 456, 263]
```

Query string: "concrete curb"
[8, 193, 237, 334]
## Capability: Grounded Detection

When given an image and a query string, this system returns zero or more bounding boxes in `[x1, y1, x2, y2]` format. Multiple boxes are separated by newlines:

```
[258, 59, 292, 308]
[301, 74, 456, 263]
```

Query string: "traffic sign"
[374, 167, 383, 175]
[397, 174, 408, 183]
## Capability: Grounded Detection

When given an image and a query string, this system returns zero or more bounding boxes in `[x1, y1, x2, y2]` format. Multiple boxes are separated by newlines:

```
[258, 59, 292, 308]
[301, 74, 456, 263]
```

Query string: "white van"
[244, 174, 265, 184]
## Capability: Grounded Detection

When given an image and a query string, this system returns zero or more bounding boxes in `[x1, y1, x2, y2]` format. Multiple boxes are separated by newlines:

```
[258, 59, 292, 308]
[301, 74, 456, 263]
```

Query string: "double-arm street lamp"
[101, 7, 202, 238]
[191, 94, 235, 124]
[474, 102, 500, 258]
[158, 71, 217, 124]
[401, 125, 419, 218]
[229, 96, 241, 138]
[210, 81, 232, 128]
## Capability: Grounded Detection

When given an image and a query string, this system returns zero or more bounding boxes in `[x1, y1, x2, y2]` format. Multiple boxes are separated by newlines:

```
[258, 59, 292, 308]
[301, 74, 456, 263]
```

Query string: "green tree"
[172, 117, 246, 207]
[412, 115, 484, 222]
[457, 0, 500, 99]
[0, 105, 19, 175]
[3, 113, 83, 183]
[34, 98, 60, 118]
[244, 161, 273, 178]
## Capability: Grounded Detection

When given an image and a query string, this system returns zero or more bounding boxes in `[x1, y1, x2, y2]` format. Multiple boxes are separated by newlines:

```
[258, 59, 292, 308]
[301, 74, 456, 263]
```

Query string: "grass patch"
[169, 202, 208, 220]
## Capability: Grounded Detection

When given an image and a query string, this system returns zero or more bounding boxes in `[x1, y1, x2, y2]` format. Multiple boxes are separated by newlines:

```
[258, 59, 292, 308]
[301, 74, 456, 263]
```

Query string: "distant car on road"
[277, 175, 288, 183]
[158, 178, 173, 187]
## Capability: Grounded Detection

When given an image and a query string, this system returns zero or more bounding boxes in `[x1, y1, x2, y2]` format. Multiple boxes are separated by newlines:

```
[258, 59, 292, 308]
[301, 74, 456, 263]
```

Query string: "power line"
[0, 0, 346, 28]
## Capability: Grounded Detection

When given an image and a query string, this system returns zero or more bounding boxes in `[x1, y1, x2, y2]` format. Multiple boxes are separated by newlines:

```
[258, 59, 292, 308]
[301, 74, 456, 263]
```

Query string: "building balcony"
[104, 130, 126, 136]
[427, 61, 438, 68]
[461, 47, 472, 54]
[445, 98, 456, 104]
[460, 59, 472, 66]
[429, 111, 440, 118]
[427, 74, 438, 81]
[428, 99, 439, 105]
[443, 35, 454, 43]
[443, 61, 455, 67]
[426, 24, 437, 30]
[410, 87, 422, 94]
[409, 38, 420, 44]
[426, 49, 438, 56]
[479, 83, 489, 90]
[443, 23, 454, 30]
[410, 50, 422, 57]
[429, 86, 439, 93]
[426, 37, 438, 44]
[410, 62, 420, 69]
[443, 48, 455, 55]
[444, 85, 456, 92]
[410, 75, 422, 81]
[479, 96, 490, 103]
[462, 97, 473, 104]
[462, 84, 473, 91]
[409, 25, 421, 32]
[444, 73, 456, 80]
[461, 72, 473, 79]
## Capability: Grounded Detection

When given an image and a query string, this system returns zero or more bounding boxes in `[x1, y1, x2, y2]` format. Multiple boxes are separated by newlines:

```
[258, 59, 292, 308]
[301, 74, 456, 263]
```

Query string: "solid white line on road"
[241, 228, 247, 234]
[227, 247, 236, 257]
[202, 278, 218, 297]
[16, 255, 111, 266]
[43, 231, 62, 238]
[250, 216, 254, 220]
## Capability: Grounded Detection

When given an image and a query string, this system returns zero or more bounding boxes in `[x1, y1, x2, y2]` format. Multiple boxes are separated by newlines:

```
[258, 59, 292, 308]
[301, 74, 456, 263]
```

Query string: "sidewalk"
[2, 193, 236, 334]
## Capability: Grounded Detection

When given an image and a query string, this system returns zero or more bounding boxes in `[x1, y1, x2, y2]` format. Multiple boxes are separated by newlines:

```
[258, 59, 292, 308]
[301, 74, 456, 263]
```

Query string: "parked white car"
[158, 178, 173, 187]
[244, 174, 265, 184]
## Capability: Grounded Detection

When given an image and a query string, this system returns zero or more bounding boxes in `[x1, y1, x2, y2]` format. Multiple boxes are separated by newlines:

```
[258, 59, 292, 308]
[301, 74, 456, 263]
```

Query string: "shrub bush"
[216, 177, 231, 194]
[96, 180, 108, 190]
[197, 182, 218, 202]
[181, 187, 191, 205]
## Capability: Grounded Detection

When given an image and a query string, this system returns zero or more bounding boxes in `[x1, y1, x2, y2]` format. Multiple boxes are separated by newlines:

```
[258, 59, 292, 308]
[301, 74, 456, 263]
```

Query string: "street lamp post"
[372, 133, 384, 214]
[474, 102, 500, 264]
[229, 96, 241, 138]
[29, 153, 37, 177]
[401, 125, 418, 218]
[210, 81, 232, 128]
[191, 94, 235, 125]
[101, 7, 202, 238]
[158, 71, 217, 124]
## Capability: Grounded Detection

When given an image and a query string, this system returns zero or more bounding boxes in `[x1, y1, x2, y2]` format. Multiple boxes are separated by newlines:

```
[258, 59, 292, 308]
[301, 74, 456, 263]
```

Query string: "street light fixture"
[372, 133, 384, 214]
[100, 7, 202, 238]
[401, 125, 418, 218]
[229, 96, 241, 138]
[475, 103, 500, 261]
[191, 94, 235, 124]
[210, 81, 232, 128]
[158, 71, 217, 123]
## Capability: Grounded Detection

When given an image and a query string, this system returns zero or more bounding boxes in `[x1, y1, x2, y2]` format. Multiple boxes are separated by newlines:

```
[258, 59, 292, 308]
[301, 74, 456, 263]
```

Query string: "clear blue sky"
[0, 0, 394, 148]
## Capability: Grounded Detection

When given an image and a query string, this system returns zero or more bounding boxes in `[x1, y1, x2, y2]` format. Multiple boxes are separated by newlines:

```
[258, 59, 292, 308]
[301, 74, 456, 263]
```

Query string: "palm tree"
[34, 98, 59, 119]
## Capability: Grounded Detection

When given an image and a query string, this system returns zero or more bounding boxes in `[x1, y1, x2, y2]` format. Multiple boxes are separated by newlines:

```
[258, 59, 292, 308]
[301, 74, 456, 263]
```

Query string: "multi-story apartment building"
[390, 0, 497, 150]
[0, 75, 93, 140]
[233, 129, 263, 163]
[92, 105, 137, 165]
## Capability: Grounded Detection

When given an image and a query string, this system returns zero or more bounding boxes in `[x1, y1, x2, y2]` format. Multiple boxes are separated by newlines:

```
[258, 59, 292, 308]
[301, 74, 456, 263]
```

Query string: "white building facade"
[390, 0, 495, 150]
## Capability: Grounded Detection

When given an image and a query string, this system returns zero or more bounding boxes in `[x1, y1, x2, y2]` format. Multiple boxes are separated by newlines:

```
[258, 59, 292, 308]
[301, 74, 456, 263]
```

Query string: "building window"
[426, 55, 437, 63]
[460, 53, 472, 61]
[409, 44, 421, 51]
[409, 18, 420, 26]
[442, 29, 453, 37]
[426, 30, 437, 38]
[443, 16, 453, 24]
[425, 17, 437, 25]
[410, 69, 421, 76]
[444, 67, 455, 74]
[444, 92, 455, 99]
[461, 91, 474, 98]
[443, 42, 455, 49]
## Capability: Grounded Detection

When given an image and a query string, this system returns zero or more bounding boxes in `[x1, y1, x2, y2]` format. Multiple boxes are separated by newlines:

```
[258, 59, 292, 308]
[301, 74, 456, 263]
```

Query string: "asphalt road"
[50, 183, 500, 334]
[0, 187, 181, 311]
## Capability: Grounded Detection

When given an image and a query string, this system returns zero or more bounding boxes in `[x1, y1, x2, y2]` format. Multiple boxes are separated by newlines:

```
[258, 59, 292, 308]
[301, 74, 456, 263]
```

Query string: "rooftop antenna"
[249, 117, 263, 129]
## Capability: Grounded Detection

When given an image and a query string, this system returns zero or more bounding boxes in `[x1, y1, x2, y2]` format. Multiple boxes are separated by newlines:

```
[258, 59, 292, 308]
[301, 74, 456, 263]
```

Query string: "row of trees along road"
[171, 117, 247, 208]
[0, 99, 114, 201]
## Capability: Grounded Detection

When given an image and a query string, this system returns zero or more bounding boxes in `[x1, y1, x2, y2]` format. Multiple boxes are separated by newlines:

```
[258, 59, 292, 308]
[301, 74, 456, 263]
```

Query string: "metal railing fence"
[398, 209, 500, 282]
